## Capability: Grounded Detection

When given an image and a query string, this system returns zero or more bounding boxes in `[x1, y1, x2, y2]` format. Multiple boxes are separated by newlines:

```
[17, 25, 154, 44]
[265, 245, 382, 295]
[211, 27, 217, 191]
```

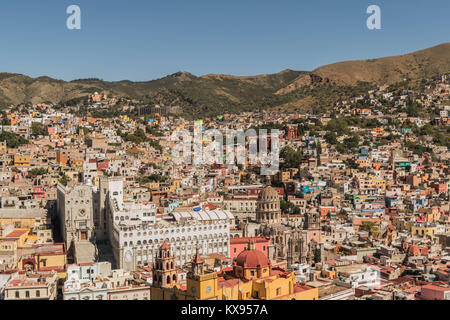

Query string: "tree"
[405, 100, 420, 117]
[59, 174, 71, 186]
[313, 248, 321, 264]
[280, 146, 303, 169]
[29, 167, 47, 176]
[0, 131, 29, 148]
[280, 199, 297, 214]
[123, 128, 149, 144]
[31, 122, 48, 136]
[343, 134, 360, 151]
[360, 221, 379, 237]
[324, 132, 337, 145]
[325, 118, 350, 135]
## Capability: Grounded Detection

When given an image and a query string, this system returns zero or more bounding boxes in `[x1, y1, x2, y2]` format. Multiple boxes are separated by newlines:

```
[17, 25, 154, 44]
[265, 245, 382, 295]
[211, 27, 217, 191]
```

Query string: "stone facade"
[57, 183, 97, 264]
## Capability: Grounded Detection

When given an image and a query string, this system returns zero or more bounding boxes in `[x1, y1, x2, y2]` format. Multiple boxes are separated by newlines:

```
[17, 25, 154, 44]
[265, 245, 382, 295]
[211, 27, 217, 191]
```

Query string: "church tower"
[304, 206, 320, 231]
[186, 246, 218, 300]
[191, 246, 205, 276]
[153, 241, 178, 288]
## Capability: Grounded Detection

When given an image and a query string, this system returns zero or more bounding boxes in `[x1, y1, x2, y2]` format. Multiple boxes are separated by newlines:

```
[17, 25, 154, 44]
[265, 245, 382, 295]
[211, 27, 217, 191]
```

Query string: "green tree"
[324, 132, 338, 145]
[0, 131, 29, 148]
[59, 174, 71, 186]
[31, 122, 48, 136]
[29, 167, 47, 176]
[360, 221, 379, 237]
[280, 146, 303, 169]
[280, 199, 297, 214]
[343, 134, 360, 151]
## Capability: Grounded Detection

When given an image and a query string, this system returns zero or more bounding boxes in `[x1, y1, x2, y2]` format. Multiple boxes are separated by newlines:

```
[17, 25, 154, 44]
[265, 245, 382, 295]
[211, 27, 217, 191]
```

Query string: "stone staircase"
[73, 241, 98, 264]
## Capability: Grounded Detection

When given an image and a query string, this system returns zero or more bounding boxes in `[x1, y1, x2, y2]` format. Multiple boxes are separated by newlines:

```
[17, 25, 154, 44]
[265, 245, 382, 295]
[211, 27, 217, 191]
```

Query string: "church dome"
[256, 186, 281, 224]
[258, 186, 278, 201]
[235, 249, 270, 268]
[408, 244, 420, 256]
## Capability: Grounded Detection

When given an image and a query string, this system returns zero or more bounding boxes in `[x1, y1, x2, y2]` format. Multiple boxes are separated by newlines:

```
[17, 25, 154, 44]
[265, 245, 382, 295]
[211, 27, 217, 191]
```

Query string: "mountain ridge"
[0, 43, 449, 116]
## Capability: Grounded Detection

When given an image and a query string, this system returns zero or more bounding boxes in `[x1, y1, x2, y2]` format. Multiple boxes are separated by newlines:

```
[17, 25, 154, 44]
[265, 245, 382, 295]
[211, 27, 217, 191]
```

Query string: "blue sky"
[0, 0, 448, 81]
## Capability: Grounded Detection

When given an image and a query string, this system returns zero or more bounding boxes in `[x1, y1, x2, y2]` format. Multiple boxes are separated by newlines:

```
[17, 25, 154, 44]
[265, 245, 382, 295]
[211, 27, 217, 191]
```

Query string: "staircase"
[73, 241, 98, 264]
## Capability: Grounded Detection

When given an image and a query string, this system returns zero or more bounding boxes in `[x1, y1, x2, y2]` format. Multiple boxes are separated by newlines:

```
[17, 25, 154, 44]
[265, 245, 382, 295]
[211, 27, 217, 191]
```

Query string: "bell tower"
[187, 246, 218, 300]
[191, 246, 205, 276]
[304, 206, 320, 231]
[153, 241, 178, 288]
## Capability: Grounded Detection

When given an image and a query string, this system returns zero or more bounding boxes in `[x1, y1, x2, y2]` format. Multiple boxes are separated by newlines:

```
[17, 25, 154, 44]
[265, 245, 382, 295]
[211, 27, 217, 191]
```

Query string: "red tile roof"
[6, 229, 28, 238]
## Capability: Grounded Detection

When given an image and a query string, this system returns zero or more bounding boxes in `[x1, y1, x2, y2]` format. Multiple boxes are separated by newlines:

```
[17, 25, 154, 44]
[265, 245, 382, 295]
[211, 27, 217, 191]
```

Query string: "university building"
[103, 177, 233, 271]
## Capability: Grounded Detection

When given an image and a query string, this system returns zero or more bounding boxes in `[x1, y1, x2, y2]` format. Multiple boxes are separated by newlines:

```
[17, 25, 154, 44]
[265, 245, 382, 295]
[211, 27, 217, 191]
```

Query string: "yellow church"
[151, 241, 318, 300]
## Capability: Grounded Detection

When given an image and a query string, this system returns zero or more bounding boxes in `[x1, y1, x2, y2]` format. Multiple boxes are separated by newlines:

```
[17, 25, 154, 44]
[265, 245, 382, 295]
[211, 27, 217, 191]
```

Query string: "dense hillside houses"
[0, 71, 449, 300]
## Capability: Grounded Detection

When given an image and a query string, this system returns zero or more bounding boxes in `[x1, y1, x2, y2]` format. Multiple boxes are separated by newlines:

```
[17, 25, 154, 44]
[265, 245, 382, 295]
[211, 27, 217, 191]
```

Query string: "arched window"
[173, 274, 177, 282]
[167, 275, 171, 284]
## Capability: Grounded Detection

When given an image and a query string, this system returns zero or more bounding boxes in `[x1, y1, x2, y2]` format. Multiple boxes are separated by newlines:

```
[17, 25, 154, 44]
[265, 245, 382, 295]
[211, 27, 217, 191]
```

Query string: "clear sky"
[0, 0, 449, 81]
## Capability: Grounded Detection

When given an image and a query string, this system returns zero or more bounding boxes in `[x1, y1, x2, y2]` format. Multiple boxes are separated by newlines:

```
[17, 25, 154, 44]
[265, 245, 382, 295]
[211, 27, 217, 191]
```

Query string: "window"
[36, 290, 40, 298]
[15, 291, 19, 298]
[26, 291, 30, 298]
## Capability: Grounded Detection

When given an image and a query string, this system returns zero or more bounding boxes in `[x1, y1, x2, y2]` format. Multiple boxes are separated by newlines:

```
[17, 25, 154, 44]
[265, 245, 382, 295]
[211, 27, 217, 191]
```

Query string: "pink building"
[230, 237, 270, 260]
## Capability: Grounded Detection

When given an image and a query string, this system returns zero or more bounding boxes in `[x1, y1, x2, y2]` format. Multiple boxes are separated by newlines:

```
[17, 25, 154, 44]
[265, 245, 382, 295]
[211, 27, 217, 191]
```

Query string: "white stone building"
[106, 180, 233, 271]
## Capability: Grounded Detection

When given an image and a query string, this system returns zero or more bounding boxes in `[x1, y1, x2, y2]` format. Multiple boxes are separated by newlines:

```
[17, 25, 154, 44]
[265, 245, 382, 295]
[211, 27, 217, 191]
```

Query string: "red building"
[286, 125, 298, 140]
[97, 159, 110, 171]
[229, 237, 270, 260]
[421, 284, 450, 300]
[32, 185, 45, 199]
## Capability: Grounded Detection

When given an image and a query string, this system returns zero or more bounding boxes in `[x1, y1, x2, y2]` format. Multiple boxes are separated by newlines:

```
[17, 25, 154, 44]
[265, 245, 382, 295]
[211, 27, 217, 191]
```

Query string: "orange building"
[56, 150, 68, 166]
